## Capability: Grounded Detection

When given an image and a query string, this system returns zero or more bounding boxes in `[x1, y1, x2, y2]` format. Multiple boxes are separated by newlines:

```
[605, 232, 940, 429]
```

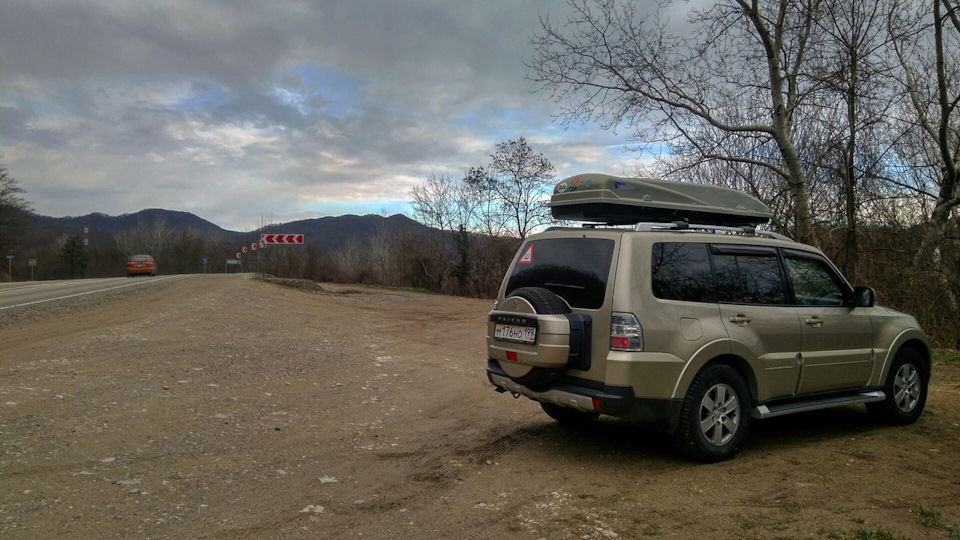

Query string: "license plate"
[494, 324, 536, 344]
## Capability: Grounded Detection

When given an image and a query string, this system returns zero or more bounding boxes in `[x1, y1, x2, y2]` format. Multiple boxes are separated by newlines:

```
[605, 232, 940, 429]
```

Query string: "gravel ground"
[1, 274, 958, 539]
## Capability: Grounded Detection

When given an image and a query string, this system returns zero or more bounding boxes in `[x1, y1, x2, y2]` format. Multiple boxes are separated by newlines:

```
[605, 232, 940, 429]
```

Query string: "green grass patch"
[933, 349, 960, 364]
[851, 529, 906, 540]
[920, 506, 960, 539]
[816, 527, 907, 540]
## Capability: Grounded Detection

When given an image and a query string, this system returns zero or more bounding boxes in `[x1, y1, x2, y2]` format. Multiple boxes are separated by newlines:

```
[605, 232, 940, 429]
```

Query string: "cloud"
[0, 0, 645, 230]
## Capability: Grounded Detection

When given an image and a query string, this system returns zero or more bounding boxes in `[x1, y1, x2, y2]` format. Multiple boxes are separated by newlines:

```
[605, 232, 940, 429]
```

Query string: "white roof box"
[549, 174, 772, 226]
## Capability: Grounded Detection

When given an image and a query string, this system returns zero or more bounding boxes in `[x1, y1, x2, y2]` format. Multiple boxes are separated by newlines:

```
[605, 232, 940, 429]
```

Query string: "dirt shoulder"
[1, 274, 958, 539]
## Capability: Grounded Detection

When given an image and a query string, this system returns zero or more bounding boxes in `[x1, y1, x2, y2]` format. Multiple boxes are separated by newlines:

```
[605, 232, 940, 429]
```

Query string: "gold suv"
[486, 174, 930, 462]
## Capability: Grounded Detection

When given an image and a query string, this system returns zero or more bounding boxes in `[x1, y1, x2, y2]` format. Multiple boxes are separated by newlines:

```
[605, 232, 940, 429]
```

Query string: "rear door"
[503, 234, 619, 380]
[711, 245, 802, 401]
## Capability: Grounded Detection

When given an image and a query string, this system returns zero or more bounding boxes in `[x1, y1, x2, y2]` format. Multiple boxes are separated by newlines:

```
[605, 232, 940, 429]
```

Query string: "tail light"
[610, 312, 642, 351]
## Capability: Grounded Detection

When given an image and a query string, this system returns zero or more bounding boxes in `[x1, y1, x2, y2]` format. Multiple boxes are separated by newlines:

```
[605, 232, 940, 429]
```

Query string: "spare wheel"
[495, 287, 571, 391]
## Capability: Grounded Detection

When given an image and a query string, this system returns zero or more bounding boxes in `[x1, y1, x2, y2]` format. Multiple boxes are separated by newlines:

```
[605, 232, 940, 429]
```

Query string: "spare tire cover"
[498, 287, 570, 391]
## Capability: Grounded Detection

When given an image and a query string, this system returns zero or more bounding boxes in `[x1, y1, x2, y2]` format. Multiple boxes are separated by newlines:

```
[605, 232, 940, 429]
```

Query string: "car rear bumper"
[486, 360, 682, 432]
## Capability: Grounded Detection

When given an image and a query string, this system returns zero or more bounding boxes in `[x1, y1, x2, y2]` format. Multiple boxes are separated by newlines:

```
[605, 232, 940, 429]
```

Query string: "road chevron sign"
[260, 234, 304, 244]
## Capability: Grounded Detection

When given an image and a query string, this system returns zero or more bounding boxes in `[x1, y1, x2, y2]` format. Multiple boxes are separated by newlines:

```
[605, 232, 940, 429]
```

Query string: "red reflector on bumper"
[592, 398, 601, 411]
[506, 351, 518, 362]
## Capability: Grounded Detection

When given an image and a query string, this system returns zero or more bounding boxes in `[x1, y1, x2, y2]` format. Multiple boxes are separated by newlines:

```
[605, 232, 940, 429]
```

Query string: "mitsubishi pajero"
[485, 174, 930, 462]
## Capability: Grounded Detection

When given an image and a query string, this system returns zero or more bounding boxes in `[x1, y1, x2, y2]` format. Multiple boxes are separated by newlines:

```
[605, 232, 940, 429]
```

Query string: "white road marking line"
[0, 276, 182, 311]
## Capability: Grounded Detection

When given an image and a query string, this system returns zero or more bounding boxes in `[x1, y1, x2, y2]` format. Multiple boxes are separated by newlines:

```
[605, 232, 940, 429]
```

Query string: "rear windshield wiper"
[545, 282, 586, 290]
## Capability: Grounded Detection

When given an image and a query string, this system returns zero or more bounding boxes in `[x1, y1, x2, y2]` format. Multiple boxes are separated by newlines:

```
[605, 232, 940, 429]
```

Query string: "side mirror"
[853, 286, 875, 308]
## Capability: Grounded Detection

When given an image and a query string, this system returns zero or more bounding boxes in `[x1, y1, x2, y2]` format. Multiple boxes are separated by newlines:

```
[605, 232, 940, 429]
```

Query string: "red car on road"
[126, 255, 157, 277]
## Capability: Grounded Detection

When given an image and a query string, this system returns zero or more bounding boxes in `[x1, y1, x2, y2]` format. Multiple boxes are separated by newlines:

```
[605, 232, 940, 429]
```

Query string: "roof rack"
[633, 221, 794, 241]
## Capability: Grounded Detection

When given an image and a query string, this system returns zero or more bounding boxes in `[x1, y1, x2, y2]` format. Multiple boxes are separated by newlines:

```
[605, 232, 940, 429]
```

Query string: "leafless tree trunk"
[891, 0, 960, 272]
[368, 218, 398, 286]
[808, 0, 897, 279]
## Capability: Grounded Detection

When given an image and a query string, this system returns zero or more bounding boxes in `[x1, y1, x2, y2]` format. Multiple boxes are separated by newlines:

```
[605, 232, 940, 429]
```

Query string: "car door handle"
[805, 316, 824, 328]
[729, 315, 752, 326]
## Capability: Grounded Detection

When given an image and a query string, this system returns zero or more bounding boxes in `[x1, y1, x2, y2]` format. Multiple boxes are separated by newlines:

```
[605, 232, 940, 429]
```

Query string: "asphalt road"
[0, 276, 177, 310]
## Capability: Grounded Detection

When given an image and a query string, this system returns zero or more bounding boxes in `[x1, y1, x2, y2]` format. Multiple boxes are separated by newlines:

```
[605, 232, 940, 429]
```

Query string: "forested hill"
[15, 209, 435, 281]
[28, 209, 236, 245]
[26, 209, 427, 250]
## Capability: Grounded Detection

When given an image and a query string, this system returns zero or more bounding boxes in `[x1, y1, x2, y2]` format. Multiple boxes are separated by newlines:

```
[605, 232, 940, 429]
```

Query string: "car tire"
[500, 287, 570, 391]
[540, 402, 599, 426]
[672, 364, 752, 463]
[866, 348, 928, 425]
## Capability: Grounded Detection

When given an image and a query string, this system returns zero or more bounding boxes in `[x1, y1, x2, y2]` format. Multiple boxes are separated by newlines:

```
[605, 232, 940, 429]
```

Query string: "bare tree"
[808, 0, 899, 278]
[114, 217, 173, 260]
[479, 137, 555, 239]
[368, 215, 400, 286]
[529, 0, 824, 242]
[410, 173, 469, 234]
[0, 161, 33, 258]
[409, 173, 464, 289]
[333, 238, 368, 282]
[889, 0, 960, 271]
[463, 167, 508, 237]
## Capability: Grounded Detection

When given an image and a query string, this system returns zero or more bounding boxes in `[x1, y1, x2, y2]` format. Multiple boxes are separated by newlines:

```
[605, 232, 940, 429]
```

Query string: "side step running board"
[752, 391, 885, 419]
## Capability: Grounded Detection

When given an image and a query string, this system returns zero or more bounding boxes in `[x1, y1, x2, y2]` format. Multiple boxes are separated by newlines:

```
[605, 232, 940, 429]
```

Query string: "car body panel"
[720, 304, 802, 401]
[795, 305, 874, 393]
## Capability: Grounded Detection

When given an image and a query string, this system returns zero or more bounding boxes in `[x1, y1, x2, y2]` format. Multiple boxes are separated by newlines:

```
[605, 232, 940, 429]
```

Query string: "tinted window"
[784, 253, 849, 306]
[713, 251, 785, 305]
[651, 243, 714, 302]
[505, 238, 614, 309]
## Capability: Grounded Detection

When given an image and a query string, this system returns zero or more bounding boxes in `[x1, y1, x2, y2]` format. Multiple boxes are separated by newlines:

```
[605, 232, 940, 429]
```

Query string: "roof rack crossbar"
[632, 222, 794, 242]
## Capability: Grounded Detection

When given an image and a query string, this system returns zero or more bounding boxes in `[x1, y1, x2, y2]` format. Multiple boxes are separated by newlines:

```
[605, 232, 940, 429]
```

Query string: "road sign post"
[28, 258, 36, 281]
[5, 254, 13, 282]
[201, 257, 208, 274]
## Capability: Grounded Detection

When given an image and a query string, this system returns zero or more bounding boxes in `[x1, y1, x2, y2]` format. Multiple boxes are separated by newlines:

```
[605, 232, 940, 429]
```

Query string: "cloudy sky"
[0, 0, 650, 231]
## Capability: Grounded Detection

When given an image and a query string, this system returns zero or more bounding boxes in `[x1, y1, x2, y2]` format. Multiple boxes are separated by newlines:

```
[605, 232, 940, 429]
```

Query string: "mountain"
[258, 213, 426, 249]
[25, 209, 430, 250]
[28, 209, 236, 244]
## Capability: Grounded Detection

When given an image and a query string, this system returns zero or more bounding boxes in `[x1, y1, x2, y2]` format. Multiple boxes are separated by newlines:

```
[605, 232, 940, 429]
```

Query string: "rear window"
[129, 255, 153, 262]
[712, 251, 785, 305]
[653, 242, 788, 305]
[652, 243, 714, 302]
[505, 238, 614, 309]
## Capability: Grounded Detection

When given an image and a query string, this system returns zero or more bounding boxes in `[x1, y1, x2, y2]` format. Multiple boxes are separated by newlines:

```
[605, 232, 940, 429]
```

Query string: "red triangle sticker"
[518, 245, 533, 264]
